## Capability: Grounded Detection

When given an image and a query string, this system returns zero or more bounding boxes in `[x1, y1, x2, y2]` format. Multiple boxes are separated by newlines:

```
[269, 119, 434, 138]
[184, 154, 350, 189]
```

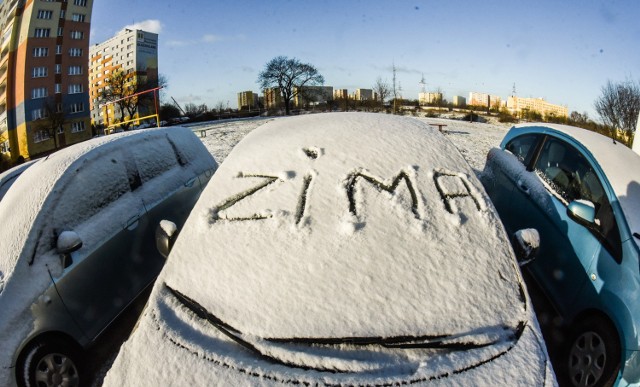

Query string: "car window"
[505, 134, 540, 166]
[132, 138, 178, 183]
[52, 152, 131, 231]
[534, 137, 621, 258]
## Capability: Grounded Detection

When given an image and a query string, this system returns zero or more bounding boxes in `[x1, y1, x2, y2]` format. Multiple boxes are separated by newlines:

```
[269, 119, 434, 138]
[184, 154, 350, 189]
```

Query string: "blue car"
[481, 123, 640, 386]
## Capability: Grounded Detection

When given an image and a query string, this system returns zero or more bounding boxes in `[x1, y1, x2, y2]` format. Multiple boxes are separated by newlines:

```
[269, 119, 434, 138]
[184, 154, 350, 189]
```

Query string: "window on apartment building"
[34, 28, 50, 38]
[69, 102, 84, 113]
[71, 13, 85, 22]
[70, 30, 83, 39]
[56, 103, 63, 113]
[71, 121, 86, 133]
[69, 48, 83, 57]
[37, 10, 53, 19]
[68, 65, 82, 75]
[137, 32, 143, 39]
[32, 66, 48, 78]
[68, 84, 83, 94]
[56, 126, 64, 134]
[56, 45, 62, 54]
[33, 130, 51, 143]
[57, 27, 63, 36]
[55, 64, 61, 74]
[31, 87, 48, 99]
[54, 83, 61, 93]
[60, 9, 65, 18]
[73, 0, 87, 6]
[31, 108, 48, 120]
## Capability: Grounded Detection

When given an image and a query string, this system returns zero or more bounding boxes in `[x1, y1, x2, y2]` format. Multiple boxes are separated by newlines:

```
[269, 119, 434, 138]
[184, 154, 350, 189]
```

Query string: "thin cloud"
[124, 19, 163, 34]
[202, 34, 222, 43]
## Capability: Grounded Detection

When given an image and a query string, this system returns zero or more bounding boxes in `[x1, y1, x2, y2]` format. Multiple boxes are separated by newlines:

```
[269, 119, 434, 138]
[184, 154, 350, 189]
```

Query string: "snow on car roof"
[0, 127, 213, 349]
[513, 123, 640, 240]
[157, 112, 525, 340]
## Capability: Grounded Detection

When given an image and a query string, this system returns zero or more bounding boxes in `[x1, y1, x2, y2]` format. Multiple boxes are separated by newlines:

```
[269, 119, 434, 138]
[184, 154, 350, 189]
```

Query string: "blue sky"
[90, 0, 640, 118]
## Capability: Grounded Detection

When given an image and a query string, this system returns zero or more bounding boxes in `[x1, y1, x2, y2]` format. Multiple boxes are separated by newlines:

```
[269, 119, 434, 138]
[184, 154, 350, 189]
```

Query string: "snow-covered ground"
[192, 115, 511, 174]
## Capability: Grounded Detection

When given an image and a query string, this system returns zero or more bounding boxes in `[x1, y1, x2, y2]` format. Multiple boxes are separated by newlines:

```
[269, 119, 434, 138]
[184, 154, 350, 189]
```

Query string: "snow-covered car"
[481, 123, 640, 386]
[104, 113, 556, 386]
[0, 127, 217, 386]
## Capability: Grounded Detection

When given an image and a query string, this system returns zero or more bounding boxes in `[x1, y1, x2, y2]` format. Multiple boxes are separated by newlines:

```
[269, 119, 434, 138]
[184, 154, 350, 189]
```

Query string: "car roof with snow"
[507, 123, 640, 242]
[102, 113, 557, 385]
[0, 126, 214, 318]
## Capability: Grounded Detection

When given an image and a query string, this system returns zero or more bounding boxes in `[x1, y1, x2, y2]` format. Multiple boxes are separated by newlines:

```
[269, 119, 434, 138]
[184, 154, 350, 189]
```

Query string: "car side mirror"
[512, 228, 540, 266]
[567, 200, 596, 226]
[156, 220, 178, 259]
[57, 231, 82, 268]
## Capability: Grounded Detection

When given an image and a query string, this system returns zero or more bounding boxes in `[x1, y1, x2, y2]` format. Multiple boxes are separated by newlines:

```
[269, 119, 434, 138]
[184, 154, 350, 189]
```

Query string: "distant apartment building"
[452, 96, 466, 107]
[507, 96, 568, 118]
[89, 28, 158, 127]
[0, 0, 93, 162]
[418, 92, 443, 105]
[293, 85, 333, 108]
[333, 89, 348, 100]
[353, 88, 374, 101]
[237, 90, 258, 110]
[264, 87, 283, 109]
[468, 92, 501, 109]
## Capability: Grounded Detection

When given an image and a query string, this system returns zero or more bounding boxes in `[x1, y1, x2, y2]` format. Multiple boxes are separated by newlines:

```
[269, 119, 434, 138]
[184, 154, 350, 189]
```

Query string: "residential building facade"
[468, 91, 501, 109]
[353, 88, 374, 101]
[293, 85, 333, 108]
[418, 92, 443, 105]
[333, 89, 348, 100]
[452, 96, 466, 107]
[237, 90, 257, 110]
[263, 87, 283, 109]
[507, 96, 568, 118]
[0, 0, 93, 162]
[89, 28, 158, 127]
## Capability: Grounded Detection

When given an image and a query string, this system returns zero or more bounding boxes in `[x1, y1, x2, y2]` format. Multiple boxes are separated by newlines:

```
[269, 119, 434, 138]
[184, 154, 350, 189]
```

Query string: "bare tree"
[258, 56, 324, 115]
[594, 79, 640, 138]
[372, 77, 390, 109]
[34, 96, 65, 150]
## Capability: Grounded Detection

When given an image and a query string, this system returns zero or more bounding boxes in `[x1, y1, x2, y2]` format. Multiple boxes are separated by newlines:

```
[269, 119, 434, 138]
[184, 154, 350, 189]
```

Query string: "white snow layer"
[0, 126, 216, 386]
[104, 113, 555, 385]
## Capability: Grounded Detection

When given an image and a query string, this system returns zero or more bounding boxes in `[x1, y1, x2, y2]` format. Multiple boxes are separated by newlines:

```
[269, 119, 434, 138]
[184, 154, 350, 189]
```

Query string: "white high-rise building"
[89, 28, 158, 126]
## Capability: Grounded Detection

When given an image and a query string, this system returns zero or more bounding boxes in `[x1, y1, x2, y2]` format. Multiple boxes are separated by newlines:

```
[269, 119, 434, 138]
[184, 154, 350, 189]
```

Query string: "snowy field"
[190, 114, 511, 174]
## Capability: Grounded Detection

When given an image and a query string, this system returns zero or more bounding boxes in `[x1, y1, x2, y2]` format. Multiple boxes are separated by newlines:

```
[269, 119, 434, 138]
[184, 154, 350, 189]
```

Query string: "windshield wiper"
[166, 284, 525, 359]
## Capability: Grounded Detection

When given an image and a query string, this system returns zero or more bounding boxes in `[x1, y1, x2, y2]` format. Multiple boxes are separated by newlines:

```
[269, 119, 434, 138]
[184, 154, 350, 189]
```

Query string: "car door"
[483, 133, 542, 232]
[48, 149, 151, 340]
[507, 136, 619, 316]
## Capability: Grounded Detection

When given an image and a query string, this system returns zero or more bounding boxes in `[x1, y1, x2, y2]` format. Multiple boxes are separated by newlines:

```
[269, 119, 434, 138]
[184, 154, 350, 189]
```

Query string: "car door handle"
[517, 180, 530, 195]
[125, 215, 140, 231]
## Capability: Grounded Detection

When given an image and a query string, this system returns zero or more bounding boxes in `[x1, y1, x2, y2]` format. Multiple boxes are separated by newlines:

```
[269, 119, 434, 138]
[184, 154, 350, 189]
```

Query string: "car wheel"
[18, 338, 83, 387]
[563, 316, 621, 387]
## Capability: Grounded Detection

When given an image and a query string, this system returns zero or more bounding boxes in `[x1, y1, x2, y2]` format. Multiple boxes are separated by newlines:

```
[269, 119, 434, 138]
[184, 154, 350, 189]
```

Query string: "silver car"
[0, 127, 217, 386]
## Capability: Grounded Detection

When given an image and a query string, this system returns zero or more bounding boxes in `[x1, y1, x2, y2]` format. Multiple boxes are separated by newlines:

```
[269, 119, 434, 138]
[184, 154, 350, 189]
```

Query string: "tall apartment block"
[507, 96, 568, 118]
[468, 91, 502, 109]
[89, 28, 158, 127]
[237, 90, 257, 110]
[0, 0, 93, 162]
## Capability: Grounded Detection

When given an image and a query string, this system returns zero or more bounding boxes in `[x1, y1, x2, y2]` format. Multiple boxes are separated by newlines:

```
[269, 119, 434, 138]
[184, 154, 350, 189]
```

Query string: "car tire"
[561, 316, 621, 387]
[18, 337, 83, 387]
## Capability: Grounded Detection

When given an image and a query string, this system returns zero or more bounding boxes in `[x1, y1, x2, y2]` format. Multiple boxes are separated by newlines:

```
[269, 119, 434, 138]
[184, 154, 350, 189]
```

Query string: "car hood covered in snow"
[104, 113, 555, 385]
